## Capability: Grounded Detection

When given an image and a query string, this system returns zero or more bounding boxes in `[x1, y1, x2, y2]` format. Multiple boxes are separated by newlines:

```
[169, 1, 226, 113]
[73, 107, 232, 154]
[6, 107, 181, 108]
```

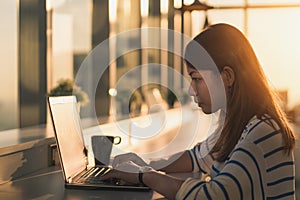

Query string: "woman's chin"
[199, 104, 213, 114]
[201, 109, 212, 114]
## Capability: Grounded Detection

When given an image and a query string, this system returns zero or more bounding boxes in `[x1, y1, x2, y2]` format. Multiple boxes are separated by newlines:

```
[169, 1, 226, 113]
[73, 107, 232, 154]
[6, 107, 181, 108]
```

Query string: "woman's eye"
[192, 78, 202, 81]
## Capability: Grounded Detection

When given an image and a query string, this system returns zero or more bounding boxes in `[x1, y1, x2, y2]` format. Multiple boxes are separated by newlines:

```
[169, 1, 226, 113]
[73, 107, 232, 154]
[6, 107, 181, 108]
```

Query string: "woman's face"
[187, 66, 226, 114]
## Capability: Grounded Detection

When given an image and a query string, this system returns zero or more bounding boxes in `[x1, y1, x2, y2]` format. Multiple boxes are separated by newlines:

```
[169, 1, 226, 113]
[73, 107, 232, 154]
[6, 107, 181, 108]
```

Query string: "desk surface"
[0, 166, 155, 200]
[0, 166, 201, 200]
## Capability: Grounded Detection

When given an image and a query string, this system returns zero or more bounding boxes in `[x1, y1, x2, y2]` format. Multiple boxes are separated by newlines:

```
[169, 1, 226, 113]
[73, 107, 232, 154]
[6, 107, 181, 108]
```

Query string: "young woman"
[101, 23, 296, 199]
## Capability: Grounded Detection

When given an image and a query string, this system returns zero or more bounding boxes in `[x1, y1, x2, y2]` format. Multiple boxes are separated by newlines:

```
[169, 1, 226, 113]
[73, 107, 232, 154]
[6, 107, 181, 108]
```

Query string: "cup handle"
[113, 136, 121, 145]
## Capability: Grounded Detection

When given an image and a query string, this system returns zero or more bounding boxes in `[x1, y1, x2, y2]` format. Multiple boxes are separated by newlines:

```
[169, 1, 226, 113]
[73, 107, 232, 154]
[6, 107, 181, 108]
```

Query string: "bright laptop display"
[48, 96, 149, 190]
[49, 96, 87, 181]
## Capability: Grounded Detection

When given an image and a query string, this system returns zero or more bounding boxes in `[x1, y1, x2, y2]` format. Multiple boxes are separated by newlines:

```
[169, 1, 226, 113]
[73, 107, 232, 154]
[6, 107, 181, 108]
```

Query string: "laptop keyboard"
[76, 166, 112, 184]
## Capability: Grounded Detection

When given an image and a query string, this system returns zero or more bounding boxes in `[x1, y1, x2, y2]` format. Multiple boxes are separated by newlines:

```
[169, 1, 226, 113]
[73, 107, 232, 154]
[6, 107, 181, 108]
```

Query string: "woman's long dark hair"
[185, 23, 295, 162]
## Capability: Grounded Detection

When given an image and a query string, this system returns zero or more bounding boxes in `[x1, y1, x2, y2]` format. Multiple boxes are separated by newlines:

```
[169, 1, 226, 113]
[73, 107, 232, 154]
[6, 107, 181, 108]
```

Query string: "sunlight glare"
[109, 0, 117, 23]
[248, 8, 300, 108]
[160, 0, 169, 14]
[184, 0, 195, 6]
[174, 0, 182, 9]
[141, 0, 149, 17]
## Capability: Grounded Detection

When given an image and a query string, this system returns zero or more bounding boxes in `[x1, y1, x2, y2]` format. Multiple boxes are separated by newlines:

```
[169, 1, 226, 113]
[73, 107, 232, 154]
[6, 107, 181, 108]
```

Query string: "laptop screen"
[49, 96, 87, 181]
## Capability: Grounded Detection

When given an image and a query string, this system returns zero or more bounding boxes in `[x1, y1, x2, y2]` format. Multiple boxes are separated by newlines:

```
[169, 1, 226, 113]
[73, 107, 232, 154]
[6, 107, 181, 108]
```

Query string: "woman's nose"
[188, 84, 196, 96]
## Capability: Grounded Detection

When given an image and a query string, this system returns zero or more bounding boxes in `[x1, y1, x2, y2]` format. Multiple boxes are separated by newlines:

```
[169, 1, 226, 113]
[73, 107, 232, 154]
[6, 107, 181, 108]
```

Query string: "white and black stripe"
[176, 116, 295, 200]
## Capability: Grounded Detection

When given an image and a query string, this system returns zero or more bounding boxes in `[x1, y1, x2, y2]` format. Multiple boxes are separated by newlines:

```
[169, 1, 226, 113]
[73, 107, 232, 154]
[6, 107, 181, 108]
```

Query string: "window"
[0, 0, 18, 131]
[1, 0, 300, 130]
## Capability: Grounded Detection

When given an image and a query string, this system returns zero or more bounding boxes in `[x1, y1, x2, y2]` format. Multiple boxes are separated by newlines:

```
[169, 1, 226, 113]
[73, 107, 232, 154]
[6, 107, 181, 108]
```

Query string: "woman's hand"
[101, 161, 141, 184]
[112, 153, 148, 168]
[101, 160, 184, 200]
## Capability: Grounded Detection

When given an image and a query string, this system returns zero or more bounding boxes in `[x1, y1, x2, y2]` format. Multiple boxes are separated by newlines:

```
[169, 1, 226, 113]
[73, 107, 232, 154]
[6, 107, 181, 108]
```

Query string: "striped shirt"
[176, 116, 295, 200]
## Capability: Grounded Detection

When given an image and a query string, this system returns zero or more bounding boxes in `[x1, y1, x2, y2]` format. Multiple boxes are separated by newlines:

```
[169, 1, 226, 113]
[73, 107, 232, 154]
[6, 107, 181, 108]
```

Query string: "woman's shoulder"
[238, 115, 284, 153]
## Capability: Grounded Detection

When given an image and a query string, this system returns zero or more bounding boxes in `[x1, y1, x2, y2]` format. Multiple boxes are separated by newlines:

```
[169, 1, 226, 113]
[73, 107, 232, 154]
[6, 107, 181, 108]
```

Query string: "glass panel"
[248, 8, 300, 110]
[113, 0, 142, 118]
[47, 0, 92, 124]
[112, 0, 180, 119]
[207, 9, 245, 32]
[48, 0, 92, 91]
[248, 0, 300, 5]
[191, 11, 206, 37]
[207, 0, 245, 7]
[0, 0, 18, 131]
[147, 0, 161, 87]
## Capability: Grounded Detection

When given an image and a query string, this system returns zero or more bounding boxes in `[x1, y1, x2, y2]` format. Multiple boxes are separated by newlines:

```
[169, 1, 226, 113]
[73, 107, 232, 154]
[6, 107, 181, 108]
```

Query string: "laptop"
[48, 96, 149, 190]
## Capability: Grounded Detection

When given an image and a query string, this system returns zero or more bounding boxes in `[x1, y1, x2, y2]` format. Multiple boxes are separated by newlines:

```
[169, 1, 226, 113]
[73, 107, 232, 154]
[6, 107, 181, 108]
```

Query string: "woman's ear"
[221, 66, 235, 87]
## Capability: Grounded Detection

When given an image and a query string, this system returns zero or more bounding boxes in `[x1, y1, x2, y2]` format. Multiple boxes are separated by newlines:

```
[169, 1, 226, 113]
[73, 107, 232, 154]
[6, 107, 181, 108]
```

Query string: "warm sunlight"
[189, 0, 300, 109]
[248, 7, 300, 108]
[140, 0, 149, 17]
[0, 1, 299, 199]
[160, 0, 169, 14]
[109, 0, 117, 23]
[174, 0, 182, 9]
[184, 0, 195, 6]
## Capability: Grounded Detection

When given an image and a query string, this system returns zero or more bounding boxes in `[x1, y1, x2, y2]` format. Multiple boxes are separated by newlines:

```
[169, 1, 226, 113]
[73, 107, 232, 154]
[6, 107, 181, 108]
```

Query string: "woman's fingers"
[100, 168, 118, 181]
[112, 153, 147, 168]
[115, 161, 140, 173]
[101, 161, 141, 184]
[112, 153, 134, 167]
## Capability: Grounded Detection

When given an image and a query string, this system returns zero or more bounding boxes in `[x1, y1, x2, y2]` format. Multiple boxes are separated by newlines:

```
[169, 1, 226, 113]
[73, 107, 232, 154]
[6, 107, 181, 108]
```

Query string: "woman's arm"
[101, 161, 185, 200]
[150, 151, 193, 173]
[112, 151, 193, 173]
[143, 170, 184, 200]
